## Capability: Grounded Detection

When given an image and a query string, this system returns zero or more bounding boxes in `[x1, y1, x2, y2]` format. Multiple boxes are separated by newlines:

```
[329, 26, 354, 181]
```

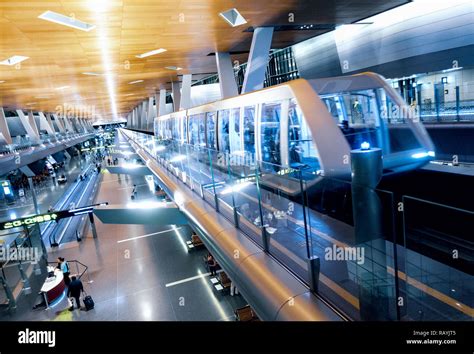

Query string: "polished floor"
[3, 164, 246, 321]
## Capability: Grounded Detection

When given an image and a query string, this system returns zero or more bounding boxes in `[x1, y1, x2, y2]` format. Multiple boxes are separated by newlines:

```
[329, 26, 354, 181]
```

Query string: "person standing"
[207, 254, 217, 276]
[57, 257, 71, 286]
[67, 276, 84, 310]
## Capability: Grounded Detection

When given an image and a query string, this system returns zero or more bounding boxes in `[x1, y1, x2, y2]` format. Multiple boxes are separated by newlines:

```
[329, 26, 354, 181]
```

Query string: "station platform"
[2, 158, 247, 321]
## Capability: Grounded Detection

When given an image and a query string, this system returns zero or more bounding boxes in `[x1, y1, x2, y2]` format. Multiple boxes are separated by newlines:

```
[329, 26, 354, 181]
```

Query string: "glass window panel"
[206, 112, 216, 149]
[288, 99, 320, 171]
[243, 106, 255, 155]
[260, 102, 281, 165]
[218, 109, 230, 152]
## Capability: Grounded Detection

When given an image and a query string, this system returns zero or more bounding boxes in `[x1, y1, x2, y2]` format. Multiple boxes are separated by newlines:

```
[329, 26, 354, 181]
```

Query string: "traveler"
[67, 276, 84, 310]
[207, 254, 217, 276]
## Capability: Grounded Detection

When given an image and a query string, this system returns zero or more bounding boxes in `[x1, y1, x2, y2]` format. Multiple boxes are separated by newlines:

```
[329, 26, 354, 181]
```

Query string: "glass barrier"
[401, 196, 473, 321]
[131, 131, 472, 321]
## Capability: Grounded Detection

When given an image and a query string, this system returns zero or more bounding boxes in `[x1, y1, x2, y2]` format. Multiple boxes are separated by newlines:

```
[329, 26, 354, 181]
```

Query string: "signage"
[0, 202, 108, 231]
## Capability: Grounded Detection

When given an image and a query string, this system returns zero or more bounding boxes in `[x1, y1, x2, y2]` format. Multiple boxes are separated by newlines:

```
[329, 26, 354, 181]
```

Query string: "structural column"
[171, 81, 181, 112]
[38, 112, 56, 139]
[241, 27, 274, 94]
[158, 89, 167, 117]
[0, 107, 13, 145]
[216, 52, 238, 98]
[16, 109, 40, 142]
[180, 74, 192, 110]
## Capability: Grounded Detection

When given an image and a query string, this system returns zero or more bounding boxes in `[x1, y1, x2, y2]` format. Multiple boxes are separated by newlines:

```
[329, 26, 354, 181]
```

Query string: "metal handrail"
[47, 259, 92, 283]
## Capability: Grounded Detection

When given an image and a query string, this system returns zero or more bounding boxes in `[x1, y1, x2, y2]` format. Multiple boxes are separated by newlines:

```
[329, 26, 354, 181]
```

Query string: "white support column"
[52, 114, 65, 133]
[45, 113, 58, 137]
[0, 107, 13, 145]
[147, 97, 154, 131]
[16, 109, 40, 142]
[28, 110, 40, 139]
[38, 112, 56, 138]
[241, 27, 274, 94]
[216, 52, 238, 98]
[139, 101, 146, 130]
[158, 89, 167, 117]
[180, 74, 192, 110]
[140, 100, 148, 130]
[64, 116, 74, 133]
[171, 81, 181, 112]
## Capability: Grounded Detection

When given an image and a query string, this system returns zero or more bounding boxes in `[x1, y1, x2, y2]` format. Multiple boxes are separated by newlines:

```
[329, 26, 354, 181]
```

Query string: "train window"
[189, 113, 205, 146]
[377, 88, 423, 153]
[171, 118, 179, 140]
[181, 116, 187, 144]
[288, 99, 320, 170]
[230, 108, 241, 153]
[243, 106, 255, 156]
[260, 103, 281, 166]
[218, 109, 230, 152]
[206, 112, 217, 149]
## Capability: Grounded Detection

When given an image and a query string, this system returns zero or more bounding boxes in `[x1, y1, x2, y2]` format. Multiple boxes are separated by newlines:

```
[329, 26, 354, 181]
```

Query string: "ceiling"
[0, 0, 408, 120]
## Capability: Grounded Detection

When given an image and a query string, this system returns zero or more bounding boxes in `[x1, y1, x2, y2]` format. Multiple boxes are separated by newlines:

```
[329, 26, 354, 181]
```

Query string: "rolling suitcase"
[83, 293, 94, 311]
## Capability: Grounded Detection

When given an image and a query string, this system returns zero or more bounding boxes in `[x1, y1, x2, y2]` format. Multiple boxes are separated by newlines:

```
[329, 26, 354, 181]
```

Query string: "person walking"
[67, 276, 84, 310]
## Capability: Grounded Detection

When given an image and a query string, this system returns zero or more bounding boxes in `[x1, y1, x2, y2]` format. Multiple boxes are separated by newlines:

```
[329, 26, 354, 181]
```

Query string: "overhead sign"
[0, 202, 108, 231]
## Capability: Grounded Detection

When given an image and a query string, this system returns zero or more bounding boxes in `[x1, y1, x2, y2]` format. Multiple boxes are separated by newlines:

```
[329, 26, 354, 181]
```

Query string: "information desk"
[41, 266, 65, 308]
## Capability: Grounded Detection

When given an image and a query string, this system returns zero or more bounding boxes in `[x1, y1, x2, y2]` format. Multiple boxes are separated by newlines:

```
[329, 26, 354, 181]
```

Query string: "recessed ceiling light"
[26, 102, 38, 106]
[38, 11, 96, 32]
[128, 80, 144, 84]
[82, 72, 103, 76]
[0, 56, 29, 66]
[55, 85, 70, 90]
[219, 8, 247, 27]
[136, 48, 167, 58]
[35, 95, 54, 99]
[165, 66, 182, 71]
[0, 80, 5, 83]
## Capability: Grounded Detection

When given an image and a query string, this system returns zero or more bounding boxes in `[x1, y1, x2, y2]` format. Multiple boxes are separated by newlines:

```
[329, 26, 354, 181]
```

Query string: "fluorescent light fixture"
[220, 181, 252, 195]
[153, 146, 166, 153]
[55, 85, 70, 90]
[411, 152, 434, 159]
[126, 201, 167, 209]
[0, 55, 29, 66]
[136, 48, 167, 58]
[122, 163, 142, 169]
[165, 66, 182, 71]
[123, 93, 135, 96]
[0, 80, 5, 83]
[128, 80, 144, 84]
[26, 102, 38, 106]
[38, 11, 96, 32]
[219, 8, 247, 27]
[82, 72, 103, 76]
[170, 155, 186, 162]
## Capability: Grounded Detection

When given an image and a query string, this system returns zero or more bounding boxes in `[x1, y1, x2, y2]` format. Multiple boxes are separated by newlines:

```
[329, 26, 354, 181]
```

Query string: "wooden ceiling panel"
[0, 0, 408, 119]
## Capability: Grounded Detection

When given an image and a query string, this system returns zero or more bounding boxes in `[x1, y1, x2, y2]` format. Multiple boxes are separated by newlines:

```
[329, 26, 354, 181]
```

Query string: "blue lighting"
[360, 142, 371, 150]
[411, 152, 433, 159]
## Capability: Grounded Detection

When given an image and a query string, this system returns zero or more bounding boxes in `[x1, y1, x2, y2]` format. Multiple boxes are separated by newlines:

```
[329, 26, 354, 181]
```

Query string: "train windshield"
[320, 88, 424, 154]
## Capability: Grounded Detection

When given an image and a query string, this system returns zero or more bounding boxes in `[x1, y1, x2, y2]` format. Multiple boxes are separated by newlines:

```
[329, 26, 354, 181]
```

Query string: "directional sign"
[0, 202, 108, 231]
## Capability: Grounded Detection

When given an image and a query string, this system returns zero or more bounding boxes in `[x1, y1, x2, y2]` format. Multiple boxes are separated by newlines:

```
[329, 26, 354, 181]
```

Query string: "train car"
[154, 72, 435, 194]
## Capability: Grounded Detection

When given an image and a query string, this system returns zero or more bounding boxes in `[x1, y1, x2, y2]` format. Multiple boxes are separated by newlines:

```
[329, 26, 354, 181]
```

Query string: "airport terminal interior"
[0, 0, 472, 323]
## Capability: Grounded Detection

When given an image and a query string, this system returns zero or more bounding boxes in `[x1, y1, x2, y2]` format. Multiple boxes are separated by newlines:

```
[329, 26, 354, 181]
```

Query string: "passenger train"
[154, 72, 435, 192]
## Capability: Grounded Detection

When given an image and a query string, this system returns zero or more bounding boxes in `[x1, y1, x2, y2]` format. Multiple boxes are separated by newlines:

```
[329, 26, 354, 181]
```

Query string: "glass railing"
[126, 131, 473, 321]
[401, 196, 473, 321]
